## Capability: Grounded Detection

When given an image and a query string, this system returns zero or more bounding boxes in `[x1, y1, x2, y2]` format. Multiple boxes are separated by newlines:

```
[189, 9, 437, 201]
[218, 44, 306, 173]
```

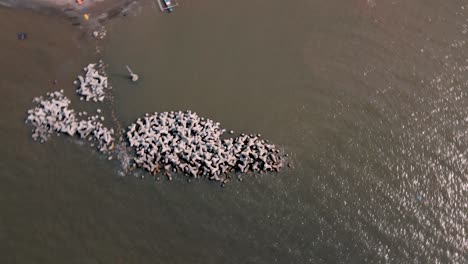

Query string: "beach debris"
[25, 90, 114, 152]
[17, 32, 27, 40]
[75, 63, 109, 102]
[125, 65, 139, 82]
[126, 111, 283, 181]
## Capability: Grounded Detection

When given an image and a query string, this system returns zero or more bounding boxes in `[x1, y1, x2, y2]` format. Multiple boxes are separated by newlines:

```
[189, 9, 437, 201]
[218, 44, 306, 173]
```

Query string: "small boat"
[156, 0, 178, 13]
[163, 0, 174, 12]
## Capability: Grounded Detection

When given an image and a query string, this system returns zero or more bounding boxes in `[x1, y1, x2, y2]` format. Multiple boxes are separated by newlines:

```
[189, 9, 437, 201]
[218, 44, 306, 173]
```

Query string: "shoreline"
[0, 0, 139, 29]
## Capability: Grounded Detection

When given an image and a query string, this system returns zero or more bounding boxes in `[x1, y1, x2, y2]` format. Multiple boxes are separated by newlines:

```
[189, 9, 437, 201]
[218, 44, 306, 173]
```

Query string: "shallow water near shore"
[1, 0, 468, 263]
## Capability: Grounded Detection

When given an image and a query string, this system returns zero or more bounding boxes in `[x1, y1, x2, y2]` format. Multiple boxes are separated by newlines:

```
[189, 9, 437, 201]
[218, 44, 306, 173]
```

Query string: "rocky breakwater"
[25, 90, 115, 153]
[126, 111, 283, 182]
[92, 26, 107, 40]
[74, 61, 110, 102]
[24, 60, 285, 183]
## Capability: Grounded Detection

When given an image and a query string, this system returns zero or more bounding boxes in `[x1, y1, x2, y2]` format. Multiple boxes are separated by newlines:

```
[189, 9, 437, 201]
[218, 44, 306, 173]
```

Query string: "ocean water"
[1, 0, 467, 263]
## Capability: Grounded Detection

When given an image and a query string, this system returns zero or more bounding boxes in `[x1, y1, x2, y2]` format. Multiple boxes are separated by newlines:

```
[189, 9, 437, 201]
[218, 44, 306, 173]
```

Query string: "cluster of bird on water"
[25, 61, 285, 183]
[74, 61, 110, 102]
[126, 111, 283, 182]
[25, 90, 115, 153]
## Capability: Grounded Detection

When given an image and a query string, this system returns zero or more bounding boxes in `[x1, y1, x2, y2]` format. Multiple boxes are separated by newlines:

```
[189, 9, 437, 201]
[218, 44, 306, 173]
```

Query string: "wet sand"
[0, 6, 95, 115]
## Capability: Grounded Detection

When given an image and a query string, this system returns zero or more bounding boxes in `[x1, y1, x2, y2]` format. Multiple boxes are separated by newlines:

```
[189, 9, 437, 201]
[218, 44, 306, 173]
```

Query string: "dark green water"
[1, 0, 467, 263]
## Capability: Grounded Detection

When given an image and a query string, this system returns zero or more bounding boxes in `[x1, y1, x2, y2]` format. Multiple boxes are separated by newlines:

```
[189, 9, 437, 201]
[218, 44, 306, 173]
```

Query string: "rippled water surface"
[1, 0, 468, 263]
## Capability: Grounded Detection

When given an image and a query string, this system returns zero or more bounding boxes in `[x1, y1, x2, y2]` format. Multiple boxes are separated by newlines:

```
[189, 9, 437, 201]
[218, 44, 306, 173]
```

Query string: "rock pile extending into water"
[25, 61, 285, 183]
[92, 26, 107, 40]
[25, 90, 115, 152]
[75, 62, 109, 102]
[126, 111, 283, 181]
